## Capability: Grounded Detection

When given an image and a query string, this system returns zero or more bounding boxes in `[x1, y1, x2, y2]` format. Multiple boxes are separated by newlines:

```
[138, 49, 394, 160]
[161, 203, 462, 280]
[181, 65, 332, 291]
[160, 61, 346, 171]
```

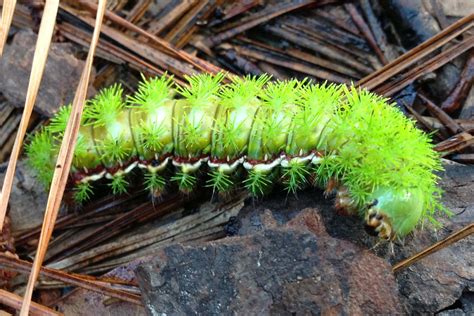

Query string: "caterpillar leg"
[334, 186, 358, 215]
[365, 207, 395, 240]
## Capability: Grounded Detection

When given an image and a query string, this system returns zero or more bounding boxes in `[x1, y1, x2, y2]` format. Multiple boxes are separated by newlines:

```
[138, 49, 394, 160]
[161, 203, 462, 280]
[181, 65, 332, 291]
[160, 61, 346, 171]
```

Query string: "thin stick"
[0, 289, 61, 316]
[75, 0, 224, 75]
[0, 0, 59, 230]
[0, 0, 17, 56]
[19, 1, 107, 314]
[0, 254, 142, 305]
[357, 14, 473, 89]
[392, 223, 474, 273]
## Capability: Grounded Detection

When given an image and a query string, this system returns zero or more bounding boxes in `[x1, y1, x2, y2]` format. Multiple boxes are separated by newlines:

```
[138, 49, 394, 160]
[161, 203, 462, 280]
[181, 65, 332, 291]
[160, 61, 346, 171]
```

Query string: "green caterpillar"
[26, 73, 446, 240]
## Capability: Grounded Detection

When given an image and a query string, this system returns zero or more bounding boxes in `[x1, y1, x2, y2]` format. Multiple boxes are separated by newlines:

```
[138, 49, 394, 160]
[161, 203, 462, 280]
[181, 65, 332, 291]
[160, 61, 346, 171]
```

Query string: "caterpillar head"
[364, 187, 424, 240]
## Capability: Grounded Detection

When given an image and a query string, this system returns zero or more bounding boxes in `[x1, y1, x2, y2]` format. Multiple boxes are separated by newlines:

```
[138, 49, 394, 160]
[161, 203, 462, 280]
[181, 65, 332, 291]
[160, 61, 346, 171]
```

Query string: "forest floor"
[0, 0, 473, 314]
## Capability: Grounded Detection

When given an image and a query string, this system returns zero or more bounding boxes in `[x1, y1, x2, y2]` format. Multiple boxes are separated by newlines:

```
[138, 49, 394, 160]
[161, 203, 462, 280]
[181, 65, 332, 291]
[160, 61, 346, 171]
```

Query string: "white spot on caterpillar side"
[280, 153, 315, 167]
[208, 157, 245, 173]
[311, 156, 323, 165]
[243, 157, 282, 172]
[139, 157, 170, 173]
[173, 157, 208, 173]
[80, 170, 106, 183]
[124, 161, 138, 173]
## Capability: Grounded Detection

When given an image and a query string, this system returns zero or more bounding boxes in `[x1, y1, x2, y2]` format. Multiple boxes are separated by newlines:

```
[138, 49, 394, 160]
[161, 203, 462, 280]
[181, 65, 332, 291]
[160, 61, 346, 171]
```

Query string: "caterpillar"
[25, 73, 446, 240]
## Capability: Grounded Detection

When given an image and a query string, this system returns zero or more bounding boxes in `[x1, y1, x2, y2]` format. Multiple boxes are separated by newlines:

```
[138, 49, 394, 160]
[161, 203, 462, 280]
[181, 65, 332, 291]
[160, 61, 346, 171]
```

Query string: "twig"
[434, 132, 474, 157]
[75, 0, 224, 75]
[345, 3, 388, 65]
[393, 224, 474, 273]
[208, 0, 316, 47]
[377, 35, 474, 96]
[19, 1, 106, 315]
[440, 50, 474, 113]
[418, 94, 463, 135]
[419, 116, 474, 132]
[0, 0, 59, 230]
[404, 103, 447, 139]
[358, 14, 473, 89]
[0, 289, 61, 316]
[230, 44, 350, 83]
[0, 254, 142, 305]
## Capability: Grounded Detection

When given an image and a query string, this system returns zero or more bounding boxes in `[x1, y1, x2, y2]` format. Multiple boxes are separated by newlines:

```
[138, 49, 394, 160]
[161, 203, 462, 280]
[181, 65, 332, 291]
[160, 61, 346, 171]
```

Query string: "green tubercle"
[144, 171, 166, 194]
[176, 72, 224, 108]
[206, 171, 234, 194]
[74, 182, 93, 203]
[171, 172, 197, 192]
[243, 170, 273, 197]
[98, 134, 130, 165]
[261, 79, 301, 111]
[219, 74, 270, 109]
[25, 128, 56, 186]
[48, 104, 73, 134]
[109, 173, 129, 195]
[281, 160, 311, 194]
[84, 84, 124, 126]
[136, 123, 166, 153]
[127, 74, 174, 114]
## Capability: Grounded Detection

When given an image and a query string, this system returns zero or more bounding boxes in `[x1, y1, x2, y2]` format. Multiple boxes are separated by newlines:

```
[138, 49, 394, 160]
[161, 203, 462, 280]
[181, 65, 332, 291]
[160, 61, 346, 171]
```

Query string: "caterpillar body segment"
[25, 74, 446, 239]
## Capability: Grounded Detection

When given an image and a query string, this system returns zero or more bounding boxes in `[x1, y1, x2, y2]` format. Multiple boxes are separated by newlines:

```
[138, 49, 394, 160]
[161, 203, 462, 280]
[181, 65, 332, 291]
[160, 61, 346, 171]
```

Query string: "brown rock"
[0, 160, 48, 233]
[0, 30, 96, 117]
[136, 227, 402, 315]
[135, 162, 473, 314]
[286, 207, 327, 236]
[391, 162, 474, 313]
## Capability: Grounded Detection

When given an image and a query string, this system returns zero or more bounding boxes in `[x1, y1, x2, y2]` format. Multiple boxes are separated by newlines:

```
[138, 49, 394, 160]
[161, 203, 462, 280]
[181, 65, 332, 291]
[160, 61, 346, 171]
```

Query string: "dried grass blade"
[0, 0, 59, 230]
[19, 1, 107, 314]
[0, 0, 17, 56]
[393, 224, 474, 273]
[0, 289, 62, 316]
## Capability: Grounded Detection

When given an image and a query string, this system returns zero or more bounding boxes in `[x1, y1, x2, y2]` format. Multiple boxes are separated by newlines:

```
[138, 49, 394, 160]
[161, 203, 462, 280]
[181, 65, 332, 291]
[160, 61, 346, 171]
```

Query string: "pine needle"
[19, 1, 107, 315]
[392, 223, 474, 273]
[0, 0, 17, 56]
[0, 0, 59, 230]
[0, 289, 61, 316]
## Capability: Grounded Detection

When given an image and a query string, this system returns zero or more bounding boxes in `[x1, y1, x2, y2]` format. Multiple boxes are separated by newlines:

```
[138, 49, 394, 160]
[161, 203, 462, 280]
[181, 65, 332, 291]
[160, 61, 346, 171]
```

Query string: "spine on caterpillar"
[25, 73, 447, 239]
